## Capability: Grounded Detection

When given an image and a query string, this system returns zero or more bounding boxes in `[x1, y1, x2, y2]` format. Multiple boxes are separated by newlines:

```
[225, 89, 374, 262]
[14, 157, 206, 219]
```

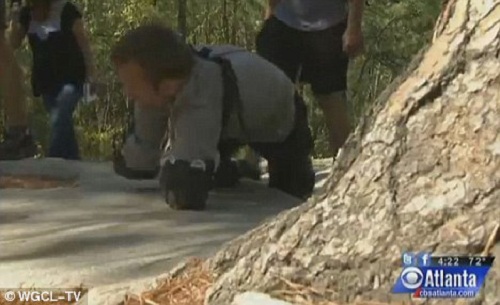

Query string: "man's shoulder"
[189, 44, 294, 93]
[192, 44, 282, 76]
[192, 44, 249, 58]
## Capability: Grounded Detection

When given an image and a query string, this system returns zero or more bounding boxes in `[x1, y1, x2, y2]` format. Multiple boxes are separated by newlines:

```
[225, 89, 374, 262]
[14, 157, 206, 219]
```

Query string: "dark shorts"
[256, 16, 349, 95]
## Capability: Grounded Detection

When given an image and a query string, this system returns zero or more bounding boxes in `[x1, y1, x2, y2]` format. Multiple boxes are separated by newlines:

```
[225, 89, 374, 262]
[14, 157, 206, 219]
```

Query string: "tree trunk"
[205, 0, 500, 304]
[222, 0, 229, 42]
[177, 0, 187, 39]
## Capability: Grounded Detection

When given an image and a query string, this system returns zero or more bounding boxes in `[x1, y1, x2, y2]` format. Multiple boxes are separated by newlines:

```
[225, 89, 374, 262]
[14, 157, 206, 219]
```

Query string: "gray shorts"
[0, 0, 6, 30]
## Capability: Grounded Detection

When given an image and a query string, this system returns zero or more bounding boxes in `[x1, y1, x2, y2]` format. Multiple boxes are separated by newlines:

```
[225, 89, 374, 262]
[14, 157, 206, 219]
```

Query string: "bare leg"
[315, 91, 353, 158]
[0, 24, 36, 160]
[0, 34, 28, 128]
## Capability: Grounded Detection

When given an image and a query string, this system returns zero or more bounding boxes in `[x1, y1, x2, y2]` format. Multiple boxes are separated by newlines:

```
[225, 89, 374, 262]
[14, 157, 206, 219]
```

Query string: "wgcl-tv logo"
[392, 252, 492, 299]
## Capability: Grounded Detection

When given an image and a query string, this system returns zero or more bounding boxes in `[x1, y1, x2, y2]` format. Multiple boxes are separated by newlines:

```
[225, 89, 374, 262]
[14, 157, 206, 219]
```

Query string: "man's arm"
[347, 0, 364, 33]
[72, 19, 96, 82]
[114, 103, 169, 179]
[343, 0, 364, 57]
[158, 114, 220, 210]
[264, 0, 281, 20]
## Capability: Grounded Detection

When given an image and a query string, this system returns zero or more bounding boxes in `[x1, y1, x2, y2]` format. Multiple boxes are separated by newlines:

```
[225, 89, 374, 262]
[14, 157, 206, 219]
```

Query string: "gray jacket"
[121, 45, 296, 172]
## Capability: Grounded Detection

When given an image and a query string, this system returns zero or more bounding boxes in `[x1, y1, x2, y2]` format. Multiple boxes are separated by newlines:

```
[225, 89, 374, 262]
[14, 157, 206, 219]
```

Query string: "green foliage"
[2, 0, 441, 160]
[308, 0, 441, 157]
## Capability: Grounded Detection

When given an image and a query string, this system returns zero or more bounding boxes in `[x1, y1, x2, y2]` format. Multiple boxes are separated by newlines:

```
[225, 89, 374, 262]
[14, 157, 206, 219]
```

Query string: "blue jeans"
[42, 84, 82, 160]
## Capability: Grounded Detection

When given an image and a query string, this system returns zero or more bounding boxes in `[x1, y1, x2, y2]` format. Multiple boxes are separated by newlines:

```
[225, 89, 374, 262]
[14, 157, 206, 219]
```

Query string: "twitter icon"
[402, 252, 415, 267]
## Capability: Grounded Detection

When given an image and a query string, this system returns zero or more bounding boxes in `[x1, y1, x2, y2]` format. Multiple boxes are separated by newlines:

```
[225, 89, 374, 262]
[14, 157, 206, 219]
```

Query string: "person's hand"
[112, 151, 159, 180]
[342, 27, 364, 58]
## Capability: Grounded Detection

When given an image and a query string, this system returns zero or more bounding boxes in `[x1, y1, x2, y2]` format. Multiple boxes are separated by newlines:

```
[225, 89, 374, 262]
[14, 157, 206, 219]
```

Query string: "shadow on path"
[0, 159, 330, 288]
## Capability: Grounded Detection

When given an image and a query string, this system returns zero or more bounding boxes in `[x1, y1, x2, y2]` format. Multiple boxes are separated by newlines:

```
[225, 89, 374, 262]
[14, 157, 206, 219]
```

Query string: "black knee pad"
[159, 159, 215, 210]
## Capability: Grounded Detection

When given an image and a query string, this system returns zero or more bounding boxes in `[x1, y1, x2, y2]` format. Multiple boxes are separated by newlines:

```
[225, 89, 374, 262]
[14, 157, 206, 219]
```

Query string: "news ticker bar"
[430, 256, 495, 267]
[1, 288, 88, 304]
[402, 252, 495, 268]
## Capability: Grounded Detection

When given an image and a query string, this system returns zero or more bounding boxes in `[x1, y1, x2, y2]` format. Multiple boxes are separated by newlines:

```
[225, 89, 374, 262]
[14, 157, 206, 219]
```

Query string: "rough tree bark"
[177, 0, 187, 39]
[204, 0, 500, 304]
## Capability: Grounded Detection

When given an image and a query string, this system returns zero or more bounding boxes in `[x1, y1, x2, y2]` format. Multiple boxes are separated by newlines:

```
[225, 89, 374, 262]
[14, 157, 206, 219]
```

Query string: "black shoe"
[0, 131, 37, 161]
[113, 152, 159, 180]
[214, 159, 240, 188]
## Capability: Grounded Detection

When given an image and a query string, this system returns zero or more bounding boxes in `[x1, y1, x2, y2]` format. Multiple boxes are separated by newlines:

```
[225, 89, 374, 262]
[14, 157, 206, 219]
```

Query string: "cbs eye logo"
[401, 267, 423, 289]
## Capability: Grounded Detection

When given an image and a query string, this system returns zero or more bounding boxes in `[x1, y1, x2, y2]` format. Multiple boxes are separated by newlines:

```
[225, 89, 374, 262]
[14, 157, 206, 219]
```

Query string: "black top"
[20, 1, 86, 96]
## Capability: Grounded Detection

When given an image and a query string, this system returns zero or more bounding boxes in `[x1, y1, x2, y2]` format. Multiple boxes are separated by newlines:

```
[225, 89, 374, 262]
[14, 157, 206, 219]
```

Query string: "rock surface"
[231, 292, 293, 305]
[0, 158, 330, 304]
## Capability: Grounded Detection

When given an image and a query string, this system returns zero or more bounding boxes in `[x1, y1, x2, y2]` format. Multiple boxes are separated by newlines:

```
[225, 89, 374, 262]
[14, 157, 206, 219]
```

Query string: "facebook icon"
[418, 252, 431, 266]
[402, 252, 415, 266]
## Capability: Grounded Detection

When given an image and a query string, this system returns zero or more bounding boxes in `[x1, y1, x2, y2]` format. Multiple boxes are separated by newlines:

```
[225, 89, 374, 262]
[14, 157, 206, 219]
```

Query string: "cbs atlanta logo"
[400, 267, 477, 289]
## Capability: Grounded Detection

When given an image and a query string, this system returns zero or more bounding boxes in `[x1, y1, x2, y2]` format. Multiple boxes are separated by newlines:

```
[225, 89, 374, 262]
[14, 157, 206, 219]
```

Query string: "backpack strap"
[192, 46, 249, 141]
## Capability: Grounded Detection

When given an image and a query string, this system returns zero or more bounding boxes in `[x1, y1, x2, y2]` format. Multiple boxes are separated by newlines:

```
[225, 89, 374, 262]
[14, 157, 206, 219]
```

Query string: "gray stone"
[0, 158, 80, 180]
[232, 292, 293, 305]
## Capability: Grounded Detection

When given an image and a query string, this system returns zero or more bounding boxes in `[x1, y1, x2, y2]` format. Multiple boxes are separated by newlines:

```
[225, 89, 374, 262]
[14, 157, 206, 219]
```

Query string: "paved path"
[0, 158, 330, 301]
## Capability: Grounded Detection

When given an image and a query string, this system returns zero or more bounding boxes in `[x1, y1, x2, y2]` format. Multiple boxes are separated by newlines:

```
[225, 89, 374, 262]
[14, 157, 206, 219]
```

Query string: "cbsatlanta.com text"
[415, 288, 478, 299]
[1, 289, 86, 303]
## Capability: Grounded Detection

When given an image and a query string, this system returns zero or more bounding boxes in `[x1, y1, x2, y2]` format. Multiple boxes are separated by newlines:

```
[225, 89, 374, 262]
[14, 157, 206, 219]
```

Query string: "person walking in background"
[256, 0, 365, 158]
[8, 0, 96, 160]
[0, 0, 37, 160]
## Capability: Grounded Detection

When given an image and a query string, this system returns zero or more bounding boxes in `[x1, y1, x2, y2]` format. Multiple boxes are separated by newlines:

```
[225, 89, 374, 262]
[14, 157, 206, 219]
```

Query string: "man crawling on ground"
[111, 23, 315, 210]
